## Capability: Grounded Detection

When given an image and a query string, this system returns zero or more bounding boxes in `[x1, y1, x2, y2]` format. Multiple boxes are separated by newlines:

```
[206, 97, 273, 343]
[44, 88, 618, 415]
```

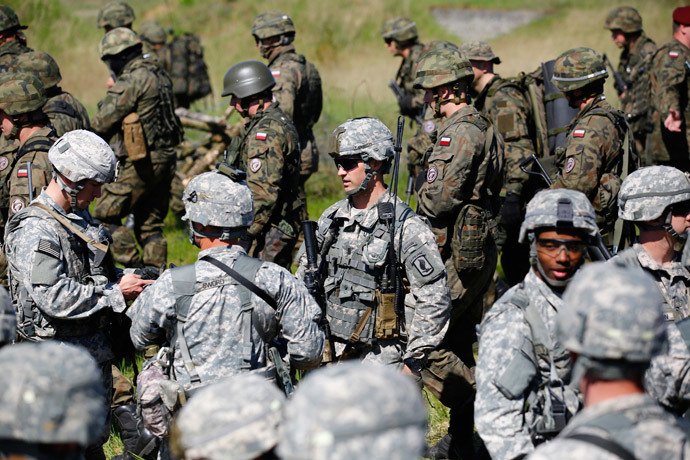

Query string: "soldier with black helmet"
[221, 60, 303, 269]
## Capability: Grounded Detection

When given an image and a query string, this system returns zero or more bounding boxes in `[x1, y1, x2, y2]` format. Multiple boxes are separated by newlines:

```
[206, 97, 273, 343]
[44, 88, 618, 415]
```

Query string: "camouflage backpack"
[299, 57, 322, 130]
[168, 33, 212, 102]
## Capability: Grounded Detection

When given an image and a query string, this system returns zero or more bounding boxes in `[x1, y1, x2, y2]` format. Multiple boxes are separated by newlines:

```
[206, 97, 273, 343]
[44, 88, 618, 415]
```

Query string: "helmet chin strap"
[345, 161, 375, 197]
[432, 89, 467, 118]
[664, 211, 688, 242]
[54, 172, 84, 211]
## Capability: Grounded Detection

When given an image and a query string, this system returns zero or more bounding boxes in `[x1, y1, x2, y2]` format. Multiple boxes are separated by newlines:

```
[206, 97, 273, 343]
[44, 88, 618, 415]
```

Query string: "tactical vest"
[6, 204, 108, 340]
[494, 286, 579, 444]
[322, 201, 410, 343]
[3, 133, 55, 214]
[128, 59, 184, 149]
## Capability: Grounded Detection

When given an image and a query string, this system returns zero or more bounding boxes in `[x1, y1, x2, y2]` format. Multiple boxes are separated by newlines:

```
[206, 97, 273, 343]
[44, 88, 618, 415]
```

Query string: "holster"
[122, 112, 148, 162]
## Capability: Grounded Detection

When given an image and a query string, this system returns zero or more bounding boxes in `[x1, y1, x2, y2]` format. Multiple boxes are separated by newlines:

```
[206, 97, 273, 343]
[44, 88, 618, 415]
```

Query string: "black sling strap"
[200, 254, 277, 310]
[564, 433, 637, 460]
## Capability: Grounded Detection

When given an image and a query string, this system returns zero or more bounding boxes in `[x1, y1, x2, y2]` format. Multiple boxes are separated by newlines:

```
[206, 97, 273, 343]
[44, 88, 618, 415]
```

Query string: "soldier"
[0, 4, 31, 65]
[14, 50, 91, 137]
[4, 130, 152, 459]
[603, 6, 657, 159]
[412, 46, 504, 458]
[475, 189, 597, 459]
[295, 117, 451, 373]
[461, 40, 537, 285]
[648, 6, 690, 172]
[97, 0, 136, 33]
[0, 284, 12, 346]
[251, 10, 323, 190]
[278, 362, 428, 460]
[0, 342, 108, 460]
[220, 60, 303, 268]
[127, 169, 323, 393]
[550, 46, 637, 248]
[528, 263, 690, 460]
[91, 27, 183, 268]
[172, 374, 285, 460]
[139, 19, 171, 73]
[381, 16, 425, 124]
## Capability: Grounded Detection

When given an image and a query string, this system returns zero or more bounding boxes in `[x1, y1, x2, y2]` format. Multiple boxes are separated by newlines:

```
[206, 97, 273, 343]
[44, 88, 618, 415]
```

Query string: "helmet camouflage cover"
[173, 374, 285, 460]
[559, 262, 666, 364]
[49, 130, 118, 184]
[0, 71, 46, 116]
[99, 27, 141, 59]
[182, 170, 254, 229]
[460, 40, 501, 64]
[381, 17, 418, 42]
[551, 46, 608, 92]
[328, 117, 394, 162]
[0, 4, 26, 33]
[139, 20, 167, 45]
[420, 40, 458, 56]
[519, 189, 598, 243]
[97, 0, 135, 29]
[14, 51, 62, 89]
[604, 6, 643, 33]
[413, 48, 473, 90]
[618, 166, 690, 222]
[251, 10, 295, 39]
[0, 341, 106, 446]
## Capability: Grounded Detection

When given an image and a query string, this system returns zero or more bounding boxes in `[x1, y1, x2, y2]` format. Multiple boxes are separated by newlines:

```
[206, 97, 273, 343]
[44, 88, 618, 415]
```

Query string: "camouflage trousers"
[112, 364, 135, 408]
[646, 112, 690, 172]
[84, 360, 114, 460]
[168, 172, 185, 217]
[421, 241, 497, 443]
[93, 152, 175, 268]
[299, 130, 319, 181]
[252, 222, 300, 270]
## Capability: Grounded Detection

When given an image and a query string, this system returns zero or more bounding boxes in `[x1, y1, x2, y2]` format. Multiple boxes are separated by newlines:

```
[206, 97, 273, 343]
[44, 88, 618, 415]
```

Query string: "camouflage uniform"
[0, 5, 31, 66]
[92, 28, 182, 267]
[139, 20, 171, 73]
[228, 102, 303, 268]
[296, 192, 451, 368]
[645, 321, 690, 414]
[648, 39, 690, 170]
[0, 284, 12, 345]
[278, 362, 428, 460]
[172, 373, 285, 460]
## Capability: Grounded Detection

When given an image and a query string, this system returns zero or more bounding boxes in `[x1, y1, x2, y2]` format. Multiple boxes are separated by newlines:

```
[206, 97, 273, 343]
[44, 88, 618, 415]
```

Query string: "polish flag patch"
[256, 132, 267, 140]
[17, 169, 27, 177]
[573, 129, 586, 138]
[440, 136, 451, 146]
[669, 51, 680, 58]
[271, 70, 281, 77]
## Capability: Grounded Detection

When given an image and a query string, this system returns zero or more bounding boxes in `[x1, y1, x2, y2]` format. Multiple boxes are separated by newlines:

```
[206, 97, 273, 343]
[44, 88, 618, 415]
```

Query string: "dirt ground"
[431, 7, 545, 42]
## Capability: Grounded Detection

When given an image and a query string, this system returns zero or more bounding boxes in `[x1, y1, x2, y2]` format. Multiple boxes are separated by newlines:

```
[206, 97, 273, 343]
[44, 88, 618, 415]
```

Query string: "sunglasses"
[384, 38, 394, 45]
[536, 238, 587, 256]
[334, 157, 361, 171]
[672, 201, 690, 216]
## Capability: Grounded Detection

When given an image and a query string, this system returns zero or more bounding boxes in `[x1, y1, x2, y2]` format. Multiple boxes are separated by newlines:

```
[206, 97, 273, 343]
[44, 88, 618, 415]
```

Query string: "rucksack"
[168, 33, 212, 103]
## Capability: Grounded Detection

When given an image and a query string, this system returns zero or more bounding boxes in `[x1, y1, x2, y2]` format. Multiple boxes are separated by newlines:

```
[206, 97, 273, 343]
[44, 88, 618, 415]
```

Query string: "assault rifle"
[388, 80, 424, 125]
[602, 54, 627, 97]
[302, 220, 335, 363]
[519, 154, 612, 261]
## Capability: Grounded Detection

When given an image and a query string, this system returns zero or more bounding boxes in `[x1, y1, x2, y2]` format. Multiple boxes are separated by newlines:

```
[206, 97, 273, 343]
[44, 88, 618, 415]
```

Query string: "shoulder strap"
[170, 263, 201, 383]
[30, 203, 108, 252]
[200, 254, 276, 310]
[564, 433, 637, 460]
[676, 317, 690, 352]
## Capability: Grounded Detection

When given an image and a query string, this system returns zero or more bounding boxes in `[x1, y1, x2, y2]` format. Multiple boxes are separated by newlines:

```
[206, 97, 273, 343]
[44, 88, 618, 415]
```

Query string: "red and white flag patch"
[256, 132, 267, 140]
[271, 70, 281, 77]
[669, 51, 680, 58]
[17, 169, 27, 177]
[573, 129, 585, 138]
[439, 136, 451, 146]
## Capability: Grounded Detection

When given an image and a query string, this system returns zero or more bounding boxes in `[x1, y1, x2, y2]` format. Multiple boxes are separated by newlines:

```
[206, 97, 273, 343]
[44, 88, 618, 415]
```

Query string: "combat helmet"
[328, 117, 394, 196]
[460, 40, 501, 64]
[99, 27, 141, 59]
[0, 285, 14, 346]
[251, 10, 295, 39]
[0, 342, 107, 447]
[97, 0, 135, 30]
[172, 374, 285, 460]
[139, 20, 167, 45]
[551, 47, 608, 92]
[419, 40, 458, 56]
[221, 60, 275, 99]
[49, 130, 118, 209]
[14, 51, 62, 90]
[0, 71, 45, 117]
[604, 6, 643, 34]
[182, 169, 254, 243]
[381, 17, 418, 43]
[413, 48, 473, 90]
[278, 362, 427, 460]
[559, 262, 667, 382]
[0, 5, 26, 33]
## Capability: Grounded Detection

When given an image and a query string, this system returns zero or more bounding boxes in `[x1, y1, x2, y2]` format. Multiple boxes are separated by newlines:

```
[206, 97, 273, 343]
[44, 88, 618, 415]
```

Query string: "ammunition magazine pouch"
[122, 112, 148, 162]
[452, 203, 495, 271]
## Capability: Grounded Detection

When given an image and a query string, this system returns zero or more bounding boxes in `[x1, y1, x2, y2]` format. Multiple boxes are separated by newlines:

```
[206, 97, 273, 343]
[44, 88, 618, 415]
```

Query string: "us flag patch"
[669, 51, 680, 58]
[271, 70, 281, 77]
[256, 132, 267, 140]
[573, 129, 585, 138]
[17, 168, 27, 177]
[37, 239, 60, 258]
[440, 137, 451, 146]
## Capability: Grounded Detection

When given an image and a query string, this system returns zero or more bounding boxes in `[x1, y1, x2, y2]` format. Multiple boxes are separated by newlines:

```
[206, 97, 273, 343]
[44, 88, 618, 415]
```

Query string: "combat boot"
[112, 404, 159, 460]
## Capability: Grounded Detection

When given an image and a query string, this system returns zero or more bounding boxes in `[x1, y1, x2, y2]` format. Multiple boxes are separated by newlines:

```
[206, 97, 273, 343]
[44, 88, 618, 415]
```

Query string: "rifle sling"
[200, 255, 277, 310]
[30, 202, 108, 252]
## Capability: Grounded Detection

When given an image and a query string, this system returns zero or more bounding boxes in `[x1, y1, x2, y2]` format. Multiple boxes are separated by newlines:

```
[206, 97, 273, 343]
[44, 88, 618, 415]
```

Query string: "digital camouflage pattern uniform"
[603, 6, 657, 159]
[127, 244, 324, 389]
[0, 284, 12, 344]
[173, 373, 285, 460]
[278, 362, 428, 460]
[13, 51, 91, 137]
[92, 29, 183, 268]
[295, 192, 451, 368]
[648, 38, 690, 170]
[228, 102, 303, 268]
[550, 48, 636, 239]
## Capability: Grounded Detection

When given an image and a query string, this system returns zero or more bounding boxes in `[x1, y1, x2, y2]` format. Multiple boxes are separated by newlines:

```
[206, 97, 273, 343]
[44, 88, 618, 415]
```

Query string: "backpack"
[168, 33, 212, 103]
[300, 59, 322, 129]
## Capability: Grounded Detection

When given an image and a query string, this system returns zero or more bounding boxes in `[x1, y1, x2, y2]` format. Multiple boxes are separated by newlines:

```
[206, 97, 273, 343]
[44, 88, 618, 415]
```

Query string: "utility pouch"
[137, 362, 171, 438]
[122, 112, 148, 162]
[452, 204, 489, 270]
[374, 289, 399, 340]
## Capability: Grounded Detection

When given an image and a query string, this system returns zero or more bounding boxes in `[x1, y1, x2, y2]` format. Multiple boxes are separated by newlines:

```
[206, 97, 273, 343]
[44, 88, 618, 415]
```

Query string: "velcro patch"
[412, 254, 434, 277]
[271, 70, 281, 77]
[255, 132, 267, 140]
[0, 156, 8, 171]
[565, 157, 576, 174]
[249, 158, 262, 173]
[669, 51, 680, 58]
[10, 198, 24, 213]
[37, 239, 60, 259]
[426, 165, 438, 183]
[17, 168, 27, 177]
[439, 137, 451, 146]
[573, 129, 585, 137]
[423, 120, 435, 133]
